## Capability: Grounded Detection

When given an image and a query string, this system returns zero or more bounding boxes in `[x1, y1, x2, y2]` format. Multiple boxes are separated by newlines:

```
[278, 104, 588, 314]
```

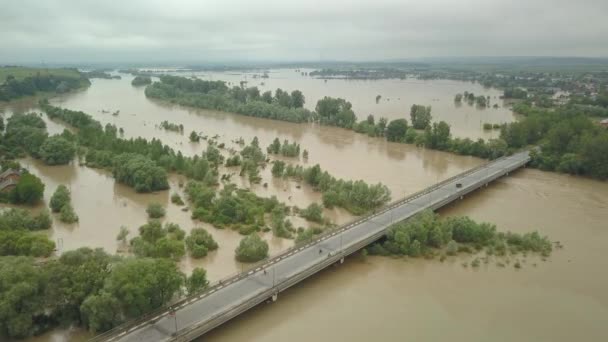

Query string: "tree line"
[0, 249, 208, 339]
[0, 70, 90, 101]
[369, 210, 554, 265]
[145, 75, 313, 123]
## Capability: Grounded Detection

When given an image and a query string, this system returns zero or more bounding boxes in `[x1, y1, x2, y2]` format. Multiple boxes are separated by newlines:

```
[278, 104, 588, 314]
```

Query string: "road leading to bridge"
[92, 150, 531, 342]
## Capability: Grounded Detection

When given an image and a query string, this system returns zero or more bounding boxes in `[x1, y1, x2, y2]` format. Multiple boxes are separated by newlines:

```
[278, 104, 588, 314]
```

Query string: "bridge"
[91, 150, 531, 342]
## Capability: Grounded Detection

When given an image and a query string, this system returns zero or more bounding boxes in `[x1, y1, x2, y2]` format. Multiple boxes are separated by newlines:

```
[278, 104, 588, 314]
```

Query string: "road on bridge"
[93, 150, 530, 342]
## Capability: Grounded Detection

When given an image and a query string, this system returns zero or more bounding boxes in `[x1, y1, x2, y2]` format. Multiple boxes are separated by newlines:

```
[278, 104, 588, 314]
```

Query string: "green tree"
[185, 228, 218, 258]
[50, 185, 71, 213]
[0, 257, 47, 339]
[291, 90, 305, 108]
[299, 203, 324, 223]
[235, 234, 269, 262]
[116, 226, 129, 243]
[186, 268, 209, 295]
[410, 104, 432, 129]
[189, 131, 200, 142]
[38, 135, 75, 165]
[102, 258, 183, 318]
[315, 97, 357, 128]
[80, 292, 122, 332]
[59, 203, 79, 223]
[146, 203, 166, 219]
[10, 173, 45, 205]
[386, 119, 408, 142]
[271, 160, 286, 177]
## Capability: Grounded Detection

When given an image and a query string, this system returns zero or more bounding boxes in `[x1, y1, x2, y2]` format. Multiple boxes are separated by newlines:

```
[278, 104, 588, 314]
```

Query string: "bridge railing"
[89, 151, 528, 342]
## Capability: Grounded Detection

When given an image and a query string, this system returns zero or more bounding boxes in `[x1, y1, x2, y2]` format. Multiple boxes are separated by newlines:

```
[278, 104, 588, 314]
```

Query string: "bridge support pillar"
[272, 293, 278, 302]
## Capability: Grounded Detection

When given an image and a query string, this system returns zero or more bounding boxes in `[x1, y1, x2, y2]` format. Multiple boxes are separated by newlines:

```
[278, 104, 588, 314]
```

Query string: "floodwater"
[174, 68, 515, 139]
[0, 74, 482, 280]
[204, 169, 608, 342]
[1, 73, 605, 342]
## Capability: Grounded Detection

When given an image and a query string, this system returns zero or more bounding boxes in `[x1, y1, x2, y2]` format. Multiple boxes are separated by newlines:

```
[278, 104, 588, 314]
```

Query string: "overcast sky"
[1, 0, 608, 64]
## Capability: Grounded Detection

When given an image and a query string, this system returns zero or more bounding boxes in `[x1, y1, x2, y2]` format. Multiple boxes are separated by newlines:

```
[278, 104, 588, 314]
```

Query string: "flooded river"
[1, 73, 606, 341]
[204, 169, 608, 342]
[176, 68, 514, 139]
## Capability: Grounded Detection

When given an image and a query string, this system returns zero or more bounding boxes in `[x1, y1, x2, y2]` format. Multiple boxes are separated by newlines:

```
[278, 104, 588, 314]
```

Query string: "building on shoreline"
[0, 168, 22, 193]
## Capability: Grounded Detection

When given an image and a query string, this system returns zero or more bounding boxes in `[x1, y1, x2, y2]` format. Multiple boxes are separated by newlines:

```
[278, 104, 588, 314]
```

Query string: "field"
[0, 66, 82, 83]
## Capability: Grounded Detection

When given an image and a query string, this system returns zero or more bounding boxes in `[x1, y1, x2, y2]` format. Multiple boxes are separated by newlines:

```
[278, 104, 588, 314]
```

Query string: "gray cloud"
[1, 0, 608, 64]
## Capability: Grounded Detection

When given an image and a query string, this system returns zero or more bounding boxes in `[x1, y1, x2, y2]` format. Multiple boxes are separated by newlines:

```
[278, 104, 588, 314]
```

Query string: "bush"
[59, 203, 79, 223]
[0, 209, 51, 231]
[171, 193, 184, 205]
[146, 203, 166, 218]
[130, 221, 185, 260]
[299, 203, 324, 223]
[50, 185, 71, 213]
[10, 173, 45, 205]
[186, 268, 209, 294]
[185, 228, 218, 258]
[235, 234, 269, 262]
[112, 154, 169, 193]
[39, 135, 75, 165]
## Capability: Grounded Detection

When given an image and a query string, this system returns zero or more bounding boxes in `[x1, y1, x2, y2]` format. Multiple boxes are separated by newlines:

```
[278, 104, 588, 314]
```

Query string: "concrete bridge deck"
[91, 150, 531, 342]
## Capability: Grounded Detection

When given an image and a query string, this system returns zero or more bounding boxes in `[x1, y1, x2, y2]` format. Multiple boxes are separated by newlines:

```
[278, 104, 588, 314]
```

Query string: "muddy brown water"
[1, 74, 606, 342]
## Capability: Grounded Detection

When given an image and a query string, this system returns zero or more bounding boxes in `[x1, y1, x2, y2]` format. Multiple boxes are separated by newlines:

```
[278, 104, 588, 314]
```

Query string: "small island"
[131, 75, 152, 86]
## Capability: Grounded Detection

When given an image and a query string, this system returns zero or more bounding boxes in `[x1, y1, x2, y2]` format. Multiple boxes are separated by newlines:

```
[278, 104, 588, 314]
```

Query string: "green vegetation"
[189, 130, 200, 142]
[113, 154, 169, 192]
[276, 163, 391, 215]
[50, 185, 78, 223]
[270, 204, 295, 238]
[187, 182, 281, 235]
[159, 120, 184, 133]
[271, 160, 286, 177]
[116, 226, 129, 243]
[146, 202, 166, 218]
[7, 173, 45, 205]
[39, 102, 225, 192]
[267, 137, 301, 157]
[410, 105, 432, 129]
[1, 112, 48, 159]
[369, 210, 553, 260]
[171, 193, 184, 205]
[299, 202, 324, 223]
[185, 228, 218, 258]
[131, 76, 152, 86]
[295, 227, 323, 243]
[0, 209, 51, 231]
[353, 115, 387, 137]
[239, 137, 264, 183]
[81, 70, 121, 80]
[0, 209, 54, 258]
[129, 220, 185, 260]
[315, 96, 357, 128]
[145, 76, 313, 123]
[0, 66, 90, 101]
[235, 234, 269, 262]
[38, 135, 76, 165]
[225, 154, 241, 167]
[81, 257, 183, 331]
[59, 203, 79, 223]
[386, 118, 408, 142]
[186, 268, 209, 295]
